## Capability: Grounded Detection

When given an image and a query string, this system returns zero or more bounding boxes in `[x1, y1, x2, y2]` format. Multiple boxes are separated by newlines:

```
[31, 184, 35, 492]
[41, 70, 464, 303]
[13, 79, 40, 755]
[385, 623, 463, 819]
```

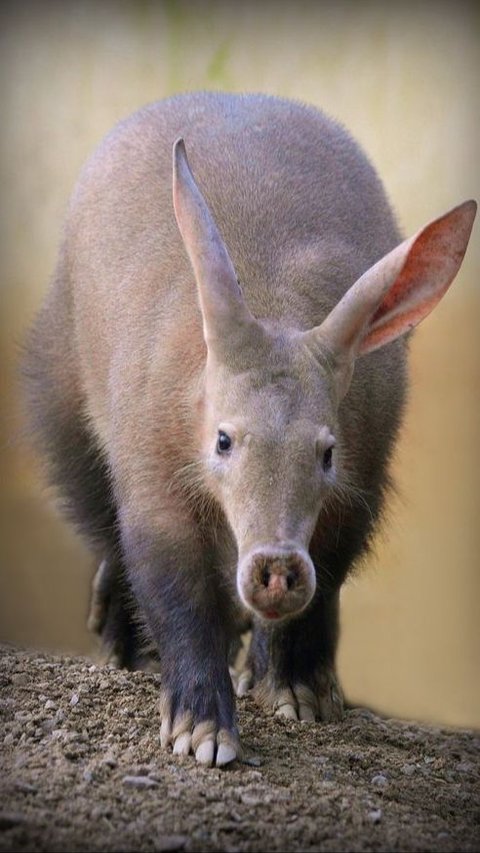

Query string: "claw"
[275, 703, 298, 720]
[98, 648, 122, 669]
[216, 728, 240, 766]
[160, 718, 171, 748]
[298, 703, 316, 722]
[295, 683, 318, 722]
[318, 684, 344, 721]
[216, 742, 237, 766]
[87, 559, 111, 634]
[236, 668, 253, 697]
[195, 739, 215, 766]
[271, 686, 298, 720]
[171, 711, 193, 755]
[159, 691, 172, 748]
[173, 731, 192, 755]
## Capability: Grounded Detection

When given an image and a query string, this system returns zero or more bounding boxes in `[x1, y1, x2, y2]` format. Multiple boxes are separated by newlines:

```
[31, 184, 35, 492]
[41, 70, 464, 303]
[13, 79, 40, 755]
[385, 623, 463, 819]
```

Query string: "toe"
[216, 742, 237, 766]
[236, 668, 253, 698]
[275, 703, 298, 720]
[318, 677, 344, 721]
[298, 703, 316, 722]
[160, 717, 172, 748]
[159, 691, 172, 748]
[215, 728, 240, 767]
[295, 683, 318, 722]
[273, 686, 299, 721]
[195, 739, 215, 766]
[173, 731, 192, 755]
[191, 720, 216, 766]
[171, 710, 193, 755]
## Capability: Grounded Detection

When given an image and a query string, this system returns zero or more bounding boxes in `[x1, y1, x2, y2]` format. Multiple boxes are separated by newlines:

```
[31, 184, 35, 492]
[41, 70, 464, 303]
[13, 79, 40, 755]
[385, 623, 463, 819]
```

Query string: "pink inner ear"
[359, 205, 474, 355]
[360, 291, 443, 353]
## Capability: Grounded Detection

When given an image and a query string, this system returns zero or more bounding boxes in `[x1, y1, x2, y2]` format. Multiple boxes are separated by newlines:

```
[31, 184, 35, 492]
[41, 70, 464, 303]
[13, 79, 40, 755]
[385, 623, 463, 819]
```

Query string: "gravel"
[1, 644, 479, 852]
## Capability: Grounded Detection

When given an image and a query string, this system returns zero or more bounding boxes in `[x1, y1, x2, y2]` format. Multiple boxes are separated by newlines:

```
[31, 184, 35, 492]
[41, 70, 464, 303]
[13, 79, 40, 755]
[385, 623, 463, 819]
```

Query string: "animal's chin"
[248, 603, 303, 623]
[263, 609, 281, 620]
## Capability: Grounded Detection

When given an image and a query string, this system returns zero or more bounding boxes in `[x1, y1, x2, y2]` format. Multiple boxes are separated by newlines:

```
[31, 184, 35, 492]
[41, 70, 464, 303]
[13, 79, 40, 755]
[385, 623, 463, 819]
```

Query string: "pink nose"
[237, 544, 316, 621]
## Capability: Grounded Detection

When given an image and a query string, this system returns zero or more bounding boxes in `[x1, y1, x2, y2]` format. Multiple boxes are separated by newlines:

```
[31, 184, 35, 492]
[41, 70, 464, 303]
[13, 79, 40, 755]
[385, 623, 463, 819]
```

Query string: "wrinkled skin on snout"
[201, 335, 338, 624]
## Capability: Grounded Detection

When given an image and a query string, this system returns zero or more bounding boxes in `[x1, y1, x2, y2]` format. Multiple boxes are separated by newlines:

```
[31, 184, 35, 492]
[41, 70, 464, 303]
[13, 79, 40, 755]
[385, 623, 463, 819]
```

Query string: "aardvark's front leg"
[121, 517, 240, 767]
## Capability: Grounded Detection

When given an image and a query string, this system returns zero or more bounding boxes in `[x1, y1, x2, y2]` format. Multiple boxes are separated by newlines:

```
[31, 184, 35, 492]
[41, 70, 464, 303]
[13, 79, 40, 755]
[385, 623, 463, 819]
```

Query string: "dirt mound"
[0, 645, 479, 852]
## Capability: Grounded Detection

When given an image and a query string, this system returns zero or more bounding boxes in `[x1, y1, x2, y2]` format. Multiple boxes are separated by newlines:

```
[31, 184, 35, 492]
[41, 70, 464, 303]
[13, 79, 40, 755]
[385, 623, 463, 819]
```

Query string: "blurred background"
[1, 0, 479, 728]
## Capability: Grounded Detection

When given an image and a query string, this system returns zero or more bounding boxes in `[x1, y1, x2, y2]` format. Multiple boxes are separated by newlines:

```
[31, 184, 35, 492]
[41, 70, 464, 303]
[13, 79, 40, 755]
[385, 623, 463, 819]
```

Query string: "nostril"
[255, 556, 301, 592]
[286, 569, 296, 590]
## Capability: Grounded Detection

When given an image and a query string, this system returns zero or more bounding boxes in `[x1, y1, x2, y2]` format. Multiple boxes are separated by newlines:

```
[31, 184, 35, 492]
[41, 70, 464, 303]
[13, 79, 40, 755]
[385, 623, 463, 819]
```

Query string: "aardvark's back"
[66, 92, 401, 432]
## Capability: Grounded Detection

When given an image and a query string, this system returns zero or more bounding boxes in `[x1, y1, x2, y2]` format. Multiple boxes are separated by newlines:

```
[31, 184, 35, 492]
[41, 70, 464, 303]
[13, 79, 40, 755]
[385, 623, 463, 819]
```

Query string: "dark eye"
[216, 431, 232, 454]
[322, 446, 333, 471]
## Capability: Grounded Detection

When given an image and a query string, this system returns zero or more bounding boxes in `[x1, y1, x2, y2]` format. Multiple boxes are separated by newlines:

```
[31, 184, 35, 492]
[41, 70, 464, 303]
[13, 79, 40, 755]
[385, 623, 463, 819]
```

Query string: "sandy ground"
[0, 645, 479, 853]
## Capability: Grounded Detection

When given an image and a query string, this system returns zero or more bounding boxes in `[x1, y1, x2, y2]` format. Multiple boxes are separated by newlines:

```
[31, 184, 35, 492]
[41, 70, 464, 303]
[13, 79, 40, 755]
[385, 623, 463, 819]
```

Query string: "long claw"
[298, 703, 316, 722]
[160, 717, 171, 748]
[236, 669, 253, 697]
[318, 686, 344, 721]
[87, 559, 109, 634]
[159, 691, 172, 748]
[275, 702, 298, 720]
[216, 742, 237, 766]
[195, 739, 215, 766]
[295, 684, 318, 722]
[173, 732, 192, 755]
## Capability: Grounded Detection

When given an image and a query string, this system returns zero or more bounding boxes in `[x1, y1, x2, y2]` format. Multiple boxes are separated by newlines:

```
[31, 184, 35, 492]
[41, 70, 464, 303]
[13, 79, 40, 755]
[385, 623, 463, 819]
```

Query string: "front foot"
[254, 665, 344, 722]
[88, 558, 154, 670]
[247, 588, 344, 723]
[159, 686, 241, 767]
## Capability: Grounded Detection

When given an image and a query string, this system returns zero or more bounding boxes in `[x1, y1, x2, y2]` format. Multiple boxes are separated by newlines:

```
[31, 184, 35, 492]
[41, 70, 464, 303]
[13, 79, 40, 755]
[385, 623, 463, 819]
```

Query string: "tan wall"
[1, 0, 479, 727]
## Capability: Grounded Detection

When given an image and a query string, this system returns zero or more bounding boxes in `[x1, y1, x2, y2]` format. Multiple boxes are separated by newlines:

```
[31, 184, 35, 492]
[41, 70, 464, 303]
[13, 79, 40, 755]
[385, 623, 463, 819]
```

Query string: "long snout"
[237, 542, 316, 622]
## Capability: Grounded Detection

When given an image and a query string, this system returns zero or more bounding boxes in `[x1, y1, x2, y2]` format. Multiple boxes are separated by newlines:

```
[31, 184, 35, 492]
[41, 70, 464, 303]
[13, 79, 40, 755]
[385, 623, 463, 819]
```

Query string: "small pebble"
[153, 835, 187, 852]
[371, 774, 388, 787]
[241, 754, 262, 767]
[70, 693, 80, 706]
[91, 806, 111, 820]
[15, 782, 37, 794]
[367, 808, 382, 824]
[4, 732, 14, 746]
[44, 699, 56, 710]
[122, 775, 158, 788]
[240, 792, 262, 806]
[0, 812, 26, 830]
[14, 712, 31, 722]
[456, 761, 474, 773]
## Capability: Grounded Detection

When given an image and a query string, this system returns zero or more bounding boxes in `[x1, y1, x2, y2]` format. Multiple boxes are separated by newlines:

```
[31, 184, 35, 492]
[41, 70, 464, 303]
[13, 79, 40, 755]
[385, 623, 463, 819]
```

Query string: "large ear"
[304, 200, 476, 396]
[172, 138, 259, 355]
